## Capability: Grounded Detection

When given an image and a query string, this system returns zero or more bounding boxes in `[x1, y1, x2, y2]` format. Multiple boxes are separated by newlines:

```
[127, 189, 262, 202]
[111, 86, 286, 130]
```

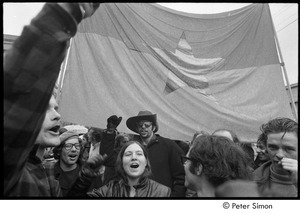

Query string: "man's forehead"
[267, 132, 298, 146]
[65, 138, 79, 144]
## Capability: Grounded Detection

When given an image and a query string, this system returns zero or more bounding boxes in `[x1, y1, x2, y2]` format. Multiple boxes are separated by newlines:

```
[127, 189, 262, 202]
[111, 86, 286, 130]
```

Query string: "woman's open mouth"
[49, 125, 61, 135]
[130, 163, 139, 169]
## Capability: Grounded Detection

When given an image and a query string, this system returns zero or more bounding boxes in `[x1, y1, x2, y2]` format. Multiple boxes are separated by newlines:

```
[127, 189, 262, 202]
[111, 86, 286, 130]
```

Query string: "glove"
[106, 115, 122, 132]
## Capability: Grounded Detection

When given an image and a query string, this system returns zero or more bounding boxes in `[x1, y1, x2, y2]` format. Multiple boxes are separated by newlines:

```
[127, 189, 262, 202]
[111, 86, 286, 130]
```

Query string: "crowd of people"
[4, 3, 298, 198]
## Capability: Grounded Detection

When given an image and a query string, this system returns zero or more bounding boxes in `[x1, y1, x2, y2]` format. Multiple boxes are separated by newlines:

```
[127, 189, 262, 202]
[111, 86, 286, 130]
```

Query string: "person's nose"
[70, 145, 77, 151]
[276, 148, 285, 159]
[131, 153, 137, 160]
[52, 109, 61, 121]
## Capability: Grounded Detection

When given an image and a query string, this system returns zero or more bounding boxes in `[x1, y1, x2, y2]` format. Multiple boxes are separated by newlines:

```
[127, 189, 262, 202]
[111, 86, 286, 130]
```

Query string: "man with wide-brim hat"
[126, 110, 158, 134]
[126, 110, 186, 197]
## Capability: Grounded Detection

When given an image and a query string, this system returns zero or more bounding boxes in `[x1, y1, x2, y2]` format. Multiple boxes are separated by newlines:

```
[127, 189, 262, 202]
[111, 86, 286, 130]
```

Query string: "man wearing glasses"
[51, 131, 83, 196]
[126, 110, 186, 197]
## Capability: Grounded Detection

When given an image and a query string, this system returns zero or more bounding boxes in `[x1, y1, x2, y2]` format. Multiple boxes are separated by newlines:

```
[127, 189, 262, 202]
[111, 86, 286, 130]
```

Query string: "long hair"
[115, 141, 151, 181]
[188, 135, 252, 188]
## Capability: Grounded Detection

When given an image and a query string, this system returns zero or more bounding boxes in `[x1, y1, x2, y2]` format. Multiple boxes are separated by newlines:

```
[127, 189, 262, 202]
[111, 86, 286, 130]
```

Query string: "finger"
[282, 165, 297, 172]
[281, 158, 297, 163]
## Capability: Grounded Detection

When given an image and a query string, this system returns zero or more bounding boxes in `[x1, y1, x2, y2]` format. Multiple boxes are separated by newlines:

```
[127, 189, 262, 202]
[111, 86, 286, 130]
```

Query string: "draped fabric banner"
[58, 3, 294, 142]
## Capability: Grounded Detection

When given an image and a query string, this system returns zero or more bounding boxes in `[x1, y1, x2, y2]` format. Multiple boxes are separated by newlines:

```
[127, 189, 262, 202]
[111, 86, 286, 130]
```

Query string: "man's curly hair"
[188, 135, 252, 188]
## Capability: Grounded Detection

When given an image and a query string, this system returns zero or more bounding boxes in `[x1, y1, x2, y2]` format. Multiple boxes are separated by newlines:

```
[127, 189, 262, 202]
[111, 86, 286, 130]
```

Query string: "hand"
[106, 115, 122, 133]
[82, 152, 107, 177]
[58, 3, 100, 21]
[279, 158, 298, 184]
[280, 158, 297, 172]
[78, 3, 100, 19]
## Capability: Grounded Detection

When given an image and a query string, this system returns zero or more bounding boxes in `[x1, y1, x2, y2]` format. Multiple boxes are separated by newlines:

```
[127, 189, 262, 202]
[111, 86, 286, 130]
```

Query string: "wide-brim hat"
[126, 110, 158, 133]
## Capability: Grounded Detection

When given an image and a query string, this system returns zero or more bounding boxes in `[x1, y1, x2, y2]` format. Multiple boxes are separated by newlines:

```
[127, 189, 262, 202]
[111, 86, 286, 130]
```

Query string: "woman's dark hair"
[188, 135, 252, 188]
[115, 141, 151, 181]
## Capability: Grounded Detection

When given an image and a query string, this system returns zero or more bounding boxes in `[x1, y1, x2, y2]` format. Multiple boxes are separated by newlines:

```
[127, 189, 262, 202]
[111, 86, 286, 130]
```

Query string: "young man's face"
[36, 96, 61, 147]
[60, 138, 81, 166]
[256, 143, 269, 161]
[267, 132, 298, 168]
[122, 143, 147, 179]
[137, 120, 154, 139]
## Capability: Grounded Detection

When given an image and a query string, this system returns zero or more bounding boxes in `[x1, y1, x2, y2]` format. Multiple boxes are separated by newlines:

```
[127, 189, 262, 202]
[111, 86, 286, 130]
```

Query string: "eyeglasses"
[137, 122, 152, 128]
[181, 155, 200, 165]
[63, 143, 81, 151]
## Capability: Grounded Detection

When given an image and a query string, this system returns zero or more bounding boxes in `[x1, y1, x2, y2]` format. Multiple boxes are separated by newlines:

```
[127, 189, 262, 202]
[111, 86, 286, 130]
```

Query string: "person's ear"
[195, 164, 203, 176]
[152, 125, 156, 132]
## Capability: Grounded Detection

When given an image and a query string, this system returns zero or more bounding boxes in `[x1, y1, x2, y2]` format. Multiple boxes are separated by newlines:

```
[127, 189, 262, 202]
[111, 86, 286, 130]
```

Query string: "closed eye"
[284, 146, 296, 152]
[268, 145, 278, 150]
[124, 151, 132, 156]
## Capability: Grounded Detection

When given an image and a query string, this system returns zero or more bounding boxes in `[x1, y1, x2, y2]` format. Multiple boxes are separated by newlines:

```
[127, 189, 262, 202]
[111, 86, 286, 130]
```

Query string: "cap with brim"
[126, 110, 158, 133]
[59, 131, 79, 145]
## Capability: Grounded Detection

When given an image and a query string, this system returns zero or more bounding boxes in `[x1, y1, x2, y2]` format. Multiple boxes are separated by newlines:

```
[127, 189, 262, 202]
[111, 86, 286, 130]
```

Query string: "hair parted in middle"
[115, 140, 151, 181]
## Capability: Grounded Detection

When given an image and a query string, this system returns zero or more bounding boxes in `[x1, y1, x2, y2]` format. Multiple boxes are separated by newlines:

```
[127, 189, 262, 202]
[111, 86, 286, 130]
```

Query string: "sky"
[3, 3, 298, 85]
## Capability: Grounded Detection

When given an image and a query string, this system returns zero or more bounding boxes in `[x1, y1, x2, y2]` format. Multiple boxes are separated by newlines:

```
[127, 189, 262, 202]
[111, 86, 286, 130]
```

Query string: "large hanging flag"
[58, 3, 294, 142]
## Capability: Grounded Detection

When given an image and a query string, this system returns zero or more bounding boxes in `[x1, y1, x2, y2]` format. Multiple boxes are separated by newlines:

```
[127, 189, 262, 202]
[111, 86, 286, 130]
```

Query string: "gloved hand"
[106, 115, 122, 133]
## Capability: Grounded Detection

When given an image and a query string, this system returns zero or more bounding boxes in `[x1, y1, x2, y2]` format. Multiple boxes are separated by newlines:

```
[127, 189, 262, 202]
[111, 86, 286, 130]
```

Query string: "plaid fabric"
[8, 153, 62, 197]
[4, 3, 81, 197]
